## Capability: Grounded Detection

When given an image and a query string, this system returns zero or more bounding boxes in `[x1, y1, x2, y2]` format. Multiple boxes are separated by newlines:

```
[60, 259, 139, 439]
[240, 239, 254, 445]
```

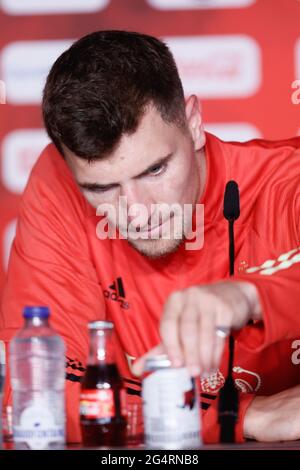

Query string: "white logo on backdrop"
[204, 123, 261, 142]
[3, 219, 17, 271]
[148, 0, 255, 10]
[1, 40, 73, 104]
[1, 0, 109, 15]
[165, 35, 261, 98]
[2, 129, 50, 194]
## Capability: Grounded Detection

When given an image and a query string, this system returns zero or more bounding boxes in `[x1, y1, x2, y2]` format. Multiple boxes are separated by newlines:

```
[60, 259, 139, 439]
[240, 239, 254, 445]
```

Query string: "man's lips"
[124, 222, 163, 237]
[119, 213, 175, 237]
[139, 213, 175, 236]
[142, 222, 163, 234]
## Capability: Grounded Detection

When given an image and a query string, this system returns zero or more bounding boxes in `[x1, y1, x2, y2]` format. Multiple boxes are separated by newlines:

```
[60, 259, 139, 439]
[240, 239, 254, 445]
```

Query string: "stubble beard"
[127, 211, 192, 259]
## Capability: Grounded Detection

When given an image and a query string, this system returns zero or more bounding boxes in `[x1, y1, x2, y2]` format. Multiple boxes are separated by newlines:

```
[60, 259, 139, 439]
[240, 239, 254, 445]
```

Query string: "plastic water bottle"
[10, 306, 66, 449]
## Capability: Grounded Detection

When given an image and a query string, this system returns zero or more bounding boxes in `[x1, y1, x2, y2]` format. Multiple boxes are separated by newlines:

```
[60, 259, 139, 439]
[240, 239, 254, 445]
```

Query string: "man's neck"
[196, 146, 207, 204]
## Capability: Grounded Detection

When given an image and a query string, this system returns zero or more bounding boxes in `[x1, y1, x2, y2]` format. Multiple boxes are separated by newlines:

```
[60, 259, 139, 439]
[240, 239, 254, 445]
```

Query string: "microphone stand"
[218, 182, 240, 443]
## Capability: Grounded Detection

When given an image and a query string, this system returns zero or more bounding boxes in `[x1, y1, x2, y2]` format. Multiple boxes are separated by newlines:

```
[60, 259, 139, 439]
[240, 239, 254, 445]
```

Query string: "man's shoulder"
[211, 133, 300, 185]
[216, 133, 300, 161]
[232, 135, 300, 151]
[240, 137, 300, 229]
[206, 133, 300, 228]
[22, 143, 87, 218]
[242, 137, 300, 204]
[31, 143, 72, 185]
[207, 131, 299, 156]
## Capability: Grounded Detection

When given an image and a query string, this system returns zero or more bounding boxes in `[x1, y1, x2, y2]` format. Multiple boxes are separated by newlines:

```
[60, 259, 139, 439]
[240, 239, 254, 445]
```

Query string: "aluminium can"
[142, 354, 202, 449]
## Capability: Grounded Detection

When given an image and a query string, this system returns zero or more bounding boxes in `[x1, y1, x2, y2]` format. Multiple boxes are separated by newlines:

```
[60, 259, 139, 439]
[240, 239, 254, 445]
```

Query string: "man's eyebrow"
[78, 153, 173, 191]
[135, 153, 173, 179]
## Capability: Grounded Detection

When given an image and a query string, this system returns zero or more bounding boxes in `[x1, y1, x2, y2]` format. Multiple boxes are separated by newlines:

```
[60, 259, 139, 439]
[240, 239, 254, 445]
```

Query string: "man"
[1, 30, 300, 444]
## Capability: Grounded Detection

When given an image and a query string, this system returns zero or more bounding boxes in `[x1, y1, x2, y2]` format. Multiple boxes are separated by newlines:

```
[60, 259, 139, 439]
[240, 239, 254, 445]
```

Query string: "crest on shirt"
[200, 367, 261, 394]
[200, 369, 225, 394]
[233, 366, 261, 393]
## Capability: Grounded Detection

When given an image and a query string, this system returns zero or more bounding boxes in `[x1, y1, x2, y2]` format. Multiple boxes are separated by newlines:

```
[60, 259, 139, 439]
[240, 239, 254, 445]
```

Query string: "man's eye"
[148, 164, 166, 176]
[86, 186, 114, 194]
[94, 187, 111, 193]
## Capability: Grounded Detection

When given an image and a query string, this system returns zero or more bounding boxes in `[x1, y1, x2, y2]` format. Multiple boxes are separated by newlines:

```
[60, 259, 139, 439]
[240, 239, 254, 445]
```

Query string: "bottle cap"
[23, 306, 50, 319]
[88, 320, 113, 330]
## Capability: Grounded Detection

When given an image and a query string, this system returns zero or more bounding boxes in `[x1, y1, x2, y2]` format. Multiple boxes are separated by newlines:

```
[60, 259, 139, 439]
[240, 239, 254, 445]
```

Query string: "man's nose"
[120, 183, 153, 227]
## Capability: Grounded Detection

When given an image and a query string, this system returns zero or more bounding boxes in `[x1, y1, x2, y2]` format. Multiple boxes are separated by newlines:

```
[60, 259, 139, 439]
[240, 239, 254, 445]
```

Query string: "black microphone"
[223, 181, 240, 220]
[223, 181, 240, 276]
[218, 180, 240, 443]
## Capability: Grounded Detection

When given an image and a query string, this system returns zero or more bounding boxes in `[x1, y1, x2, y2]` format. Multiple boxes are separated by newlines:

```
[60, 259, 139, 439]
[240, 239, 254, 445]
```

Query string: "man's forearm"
[243, 385, 300, 442]
[243, 395, 266, 440]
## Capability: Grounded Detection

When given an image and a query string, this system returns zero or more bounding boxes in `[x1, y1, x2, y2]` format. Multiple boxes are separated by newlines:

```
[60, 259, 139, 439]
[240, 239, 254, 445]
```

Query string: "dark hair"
[42, 30, 186, 160]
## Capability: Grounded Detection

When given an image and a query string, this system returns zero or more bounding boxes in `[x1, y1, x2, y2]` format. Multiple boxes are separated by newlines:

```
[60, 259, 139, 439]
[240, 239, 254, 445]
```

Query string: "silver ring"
[215, 326, 230, 339]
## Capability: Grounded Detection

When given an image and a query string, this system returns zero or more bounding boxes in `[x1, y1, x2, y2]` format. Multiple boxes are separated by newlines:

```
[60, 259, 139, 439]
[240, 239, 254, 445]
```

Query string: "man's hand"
[244, 385, 300, 441]
[132, 281, 261, 377]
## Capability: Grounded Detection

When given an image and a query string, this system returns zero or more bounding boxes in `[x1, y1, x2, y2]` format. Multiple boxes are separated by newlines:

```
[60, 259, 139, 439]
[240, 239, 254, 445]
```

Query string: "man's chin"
[127, 237, 183, 259]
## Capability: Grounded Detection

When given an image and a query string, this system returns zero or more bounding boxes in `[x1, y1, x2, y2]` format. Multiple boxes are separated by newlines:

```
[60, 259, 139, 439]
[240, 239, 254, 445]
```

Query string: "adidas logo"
[104, 277, 130, 310]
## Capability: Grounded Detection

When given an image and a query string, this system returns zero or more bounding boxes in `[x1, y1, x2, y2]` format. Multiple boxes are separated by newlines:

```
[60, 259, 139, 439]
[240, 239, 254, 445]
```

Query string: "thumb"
[131, 343, 165, 377]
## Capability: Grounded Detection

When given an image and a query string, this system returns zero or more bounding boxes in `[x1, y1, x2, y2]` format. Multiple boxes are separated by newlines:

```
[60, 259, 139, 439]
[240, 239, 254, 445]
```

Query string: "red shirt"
[1, 132, 300, 443]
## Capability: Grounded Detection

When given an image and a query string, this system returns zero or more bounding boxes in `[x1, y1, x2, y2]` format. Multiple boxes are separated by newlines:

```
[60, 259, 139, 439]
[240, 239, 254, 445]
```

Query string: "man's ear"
[185, 95, 206, 151]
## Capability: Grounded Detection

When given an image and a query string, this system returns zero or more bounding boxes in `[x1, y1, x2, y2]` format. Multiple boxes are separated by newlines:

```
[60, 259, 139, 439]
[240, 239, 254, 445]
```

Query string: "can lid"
[144, 354, 172, 371]
[23, 306, 50, 319]
[88, 320, 114, 330]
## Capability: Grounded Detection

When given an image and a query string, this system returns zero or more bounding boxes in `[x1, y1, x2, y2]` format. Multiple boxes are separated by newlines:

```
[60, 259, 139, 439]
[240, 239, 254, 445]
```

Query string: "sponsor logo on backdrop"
[1, 40, 73, 104]
[3, 219, 17, 271]
[148, 0, 255, 9]
[2, 129, 50, 194]
[165, 35, 261, 98]
[204, 123, 261, 142]
[1, 0, 109, 15]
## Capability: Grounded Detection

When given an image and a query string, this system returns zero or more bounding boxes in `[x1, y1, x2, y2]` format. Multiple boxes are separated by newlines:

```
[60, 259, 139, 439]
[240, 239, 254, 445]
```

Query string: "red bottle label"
[80, 389, 115, 419]
[120, 389, 127, 417]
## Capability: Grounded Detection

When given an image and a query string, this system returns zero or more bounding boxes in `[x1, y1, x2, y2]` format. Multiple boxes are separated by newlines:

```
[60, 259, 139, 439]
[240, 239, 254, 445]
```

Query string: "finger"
[160, 292, 185, 367]
[212, 306, 232, 371]
[131, 344, 165, 377]
[179, 304, 201, 377]
[198, 308, 216, 374]
[212, 331, 228, 372]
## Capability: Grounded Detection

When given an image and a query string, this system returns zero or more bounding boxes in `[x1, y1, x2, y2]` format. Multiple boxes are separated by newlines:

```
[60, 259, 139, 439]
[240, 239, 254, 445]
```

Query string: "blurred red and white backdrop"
[0, 0, 299, 291]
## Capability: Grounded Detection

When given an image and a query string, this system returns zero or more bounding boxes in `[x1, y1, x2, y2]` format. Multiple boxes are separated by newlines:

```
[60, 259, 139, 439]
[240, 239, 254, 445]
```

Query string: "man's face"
[64, 97, 206, 258]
